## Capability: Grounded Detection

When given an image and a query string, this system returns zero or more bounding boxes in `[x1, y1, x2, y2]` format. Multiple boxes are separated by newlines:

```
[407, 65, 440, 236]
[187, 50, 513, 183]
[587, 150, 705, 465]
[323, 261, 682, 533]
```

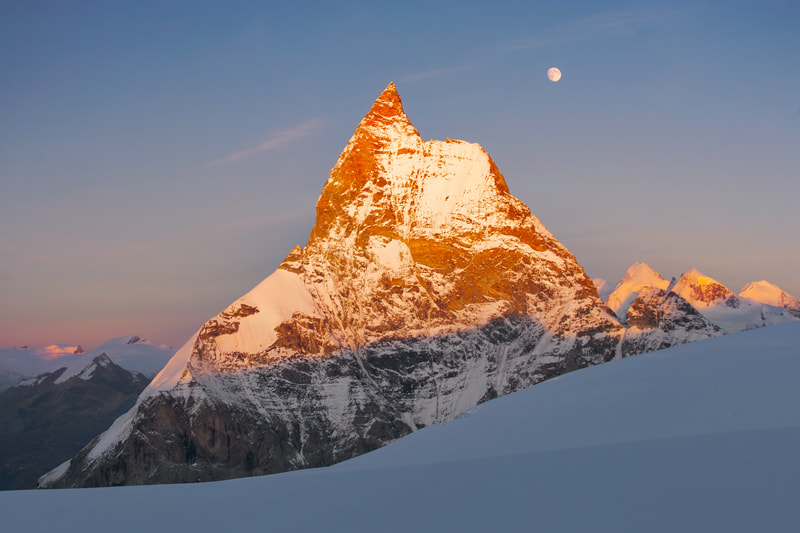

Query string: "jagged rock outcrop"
[0, 355, 147, 490]
[621, 288, 724, 357]
[43, 83, 626, 488]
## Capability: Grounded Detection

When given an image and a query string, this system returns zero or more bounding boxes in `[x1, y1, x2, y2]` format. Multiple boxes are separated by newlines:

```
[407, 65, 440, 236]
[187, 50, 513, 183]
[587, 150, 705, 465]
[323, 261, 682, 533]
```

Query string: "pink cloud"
[212, 118, 327, 165]
[37, 344, 80, 358]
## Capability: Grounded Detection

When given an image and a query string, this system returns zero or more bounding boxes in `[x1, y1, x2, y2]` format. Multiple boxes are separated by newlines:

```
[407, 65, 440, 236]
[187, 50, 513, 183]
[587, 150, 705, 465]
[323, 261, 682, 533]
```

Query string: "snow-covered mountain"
[600, 264, 724, 354]
[0, 354, 148, 490]
[0, 336, 173, 388]
[739, 280, 800, 311]
[44, 83, 627, 487]
[5, 323, 797, 532]
[671, 268, 796, 332]
[602, 264, 799, 334]
[606, 262, 669, 322]
[620, 287, 724, 357]
[670, 267, 736, 308]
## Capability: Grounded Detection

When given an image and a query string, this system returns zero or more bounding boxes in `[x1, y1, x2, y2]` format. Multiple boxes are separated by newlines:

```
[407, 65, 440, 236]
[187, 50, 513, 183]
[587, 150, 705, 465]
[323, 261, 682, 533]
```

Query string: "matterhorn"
[44, 83, 636, 487]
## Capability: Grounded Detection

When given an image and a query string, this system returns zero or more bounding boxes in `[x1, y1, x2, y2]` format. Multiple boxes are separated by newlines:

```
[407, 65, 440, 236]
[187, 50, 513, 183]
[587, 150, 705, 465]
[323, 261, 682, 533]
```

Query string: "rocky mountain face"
[621, 288, 724, 357]
[0, 354, 147, 490]
[670, 268, 737, 309]
[43, 83, 626, 488]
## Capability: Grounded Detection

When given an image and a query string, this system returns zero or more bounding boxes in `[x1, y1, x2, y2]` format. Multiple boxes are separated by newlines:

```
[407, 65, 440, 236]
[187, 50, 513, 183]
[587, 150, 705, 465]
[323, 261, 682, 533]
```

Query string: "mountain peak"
[93, 353, 113, 366]
[367, 82, 403, 118]
[671, 268, 734, 307]
[351, 82, 419, 142]
[311, 82, 517, 249]
[620, 262, 664, 283]
[607, 262, 669, 318]
[44, 83, 624, 489]
[739, 280, 800, 310]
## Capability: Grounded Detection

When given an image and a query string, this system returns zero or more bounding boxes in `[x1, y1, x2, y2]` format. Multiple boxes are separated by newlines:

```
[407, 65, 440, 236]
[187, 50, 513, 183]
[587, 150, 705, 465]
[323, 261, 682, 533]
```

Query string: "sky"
[1, 0, 798, 350]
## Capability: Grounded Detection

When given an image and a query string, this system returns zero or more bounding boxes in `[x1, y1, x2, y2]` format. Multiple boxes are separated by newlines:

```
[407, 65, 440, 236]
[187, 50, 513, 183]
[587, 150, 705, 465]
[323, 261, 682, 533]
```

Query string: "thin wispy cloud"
[213, 118, 327, 165]
[400, 65, 474, 83]
[500, 6, 682, 51]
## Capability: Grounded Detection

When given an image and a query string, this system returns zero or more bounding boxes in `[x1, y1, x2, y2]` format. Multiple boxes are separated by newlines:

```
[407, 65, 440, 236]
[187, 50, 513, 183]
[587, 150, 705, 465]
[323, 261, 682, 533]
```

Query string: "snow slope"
[3, 323, 798, 532]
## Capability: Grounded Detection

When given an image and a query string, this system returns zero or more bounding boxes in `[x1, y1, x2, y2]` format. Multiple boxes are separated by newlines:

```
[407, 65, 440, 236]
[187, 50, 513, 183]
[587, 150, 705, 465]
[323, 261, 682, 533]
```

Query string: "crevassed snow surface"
[3, 323, 799, 532]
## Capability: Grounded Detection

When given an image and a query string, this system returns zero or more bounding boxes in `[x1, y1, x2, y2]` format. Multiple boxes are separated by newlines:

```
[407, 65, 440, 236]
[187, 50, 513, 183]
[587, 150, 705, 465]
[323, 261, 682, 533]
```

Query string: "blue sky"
[1, 0, 798, 348]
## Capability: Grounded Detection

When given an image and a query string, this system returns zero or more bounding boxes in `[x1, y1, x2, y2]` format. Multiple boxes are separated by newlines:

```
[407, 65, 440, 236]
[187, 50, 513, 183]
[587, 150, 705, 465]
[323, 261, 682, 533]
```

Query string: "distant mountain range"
[0, 335, 175, 489]
[0, 354, 149, 490]
[594, 263, 799, 332]
[0, 335, 174, 390]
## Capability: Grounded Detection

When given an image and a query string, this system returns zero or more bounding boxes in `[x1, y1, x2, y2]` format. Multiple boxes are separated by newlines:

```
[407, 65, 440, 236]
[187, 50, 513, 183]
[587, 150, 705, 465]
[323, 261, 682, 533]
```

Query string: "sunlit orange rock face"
[265, 82, 608, 356]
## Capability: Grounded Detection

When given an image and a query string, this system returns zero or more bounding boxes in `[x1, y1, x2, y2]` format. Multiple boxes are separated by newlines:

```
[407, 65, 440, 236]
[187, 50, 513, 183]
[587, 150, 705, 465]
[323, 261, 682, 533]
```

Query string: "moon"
[547, 67, 562, 82]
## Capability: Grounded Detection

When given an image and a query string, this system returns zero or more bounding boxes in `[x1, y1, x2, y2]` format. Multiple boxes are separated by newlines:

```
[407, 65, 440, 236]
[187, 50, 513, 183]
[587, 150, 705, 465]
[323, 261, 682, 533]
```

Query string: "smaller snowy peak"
[619, 262, 666, 286]
[76, 354, 114, 381]
[74, 345, 84, 354]
[621, 287, 724, 357]
[607, 262, 669, 321]
[670, 268, 735, 308]
[77, 352, 114, 381]
[739, 281, 800, 310]
[126, 335, 145, 345]
[592, 279, 613, 301]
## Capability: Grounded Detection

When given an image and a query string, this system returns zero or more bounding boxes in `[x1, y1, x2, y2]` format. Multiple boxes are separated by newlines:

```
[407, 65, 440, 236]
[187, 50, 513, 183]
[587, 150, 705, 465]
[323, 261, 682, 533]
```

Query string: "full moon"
[547, 67, 561, 82]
